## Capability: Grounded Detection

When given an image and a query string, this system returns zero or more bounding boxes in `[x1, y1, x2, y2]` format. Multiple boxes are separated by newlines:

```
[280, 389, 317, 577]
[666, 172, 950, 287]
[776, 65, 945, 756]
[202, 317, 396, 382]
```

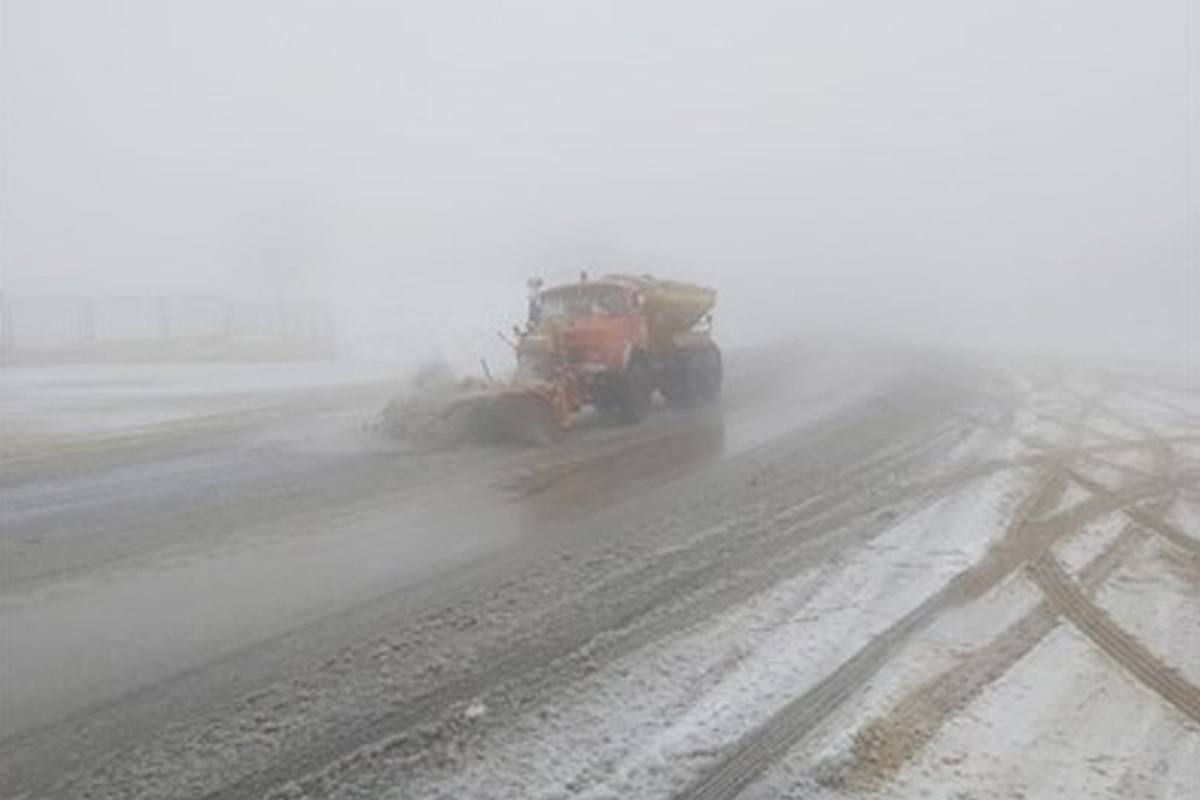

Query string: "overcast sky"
[1, 1, 1195, 359]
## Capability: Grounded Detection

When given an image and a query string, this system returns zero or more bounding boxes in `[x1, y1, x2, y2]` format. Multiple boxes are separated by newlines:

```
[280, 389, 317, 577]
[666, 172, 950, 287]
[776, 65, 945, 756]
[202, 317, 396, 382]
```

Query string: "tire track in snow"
[674, 390, 1171, 800]
[843, 505, 1160, 787]
[1064, 468, 1200, 556]
[675, 484, 1166, 800]
[1028, 554, 1200, 724]
[837, 391, 1195, 788]
[1019, 392, 1198, 554]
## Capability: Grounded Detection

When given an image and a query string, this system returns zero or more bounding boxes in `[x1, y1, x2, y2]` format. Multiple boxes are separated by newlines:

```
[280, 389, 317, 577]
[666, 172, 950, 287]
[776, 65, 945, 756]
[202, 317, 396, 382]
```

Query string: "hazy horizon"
[2, 1, 1195, 362]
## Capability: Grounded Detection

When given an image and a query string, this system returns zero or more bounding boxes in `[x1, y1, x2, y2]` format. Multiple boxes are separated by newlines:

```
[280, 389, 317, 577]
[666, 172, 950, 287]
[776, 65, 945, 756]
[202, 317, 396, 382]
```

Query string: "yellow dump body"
[605, 274, 716, 343]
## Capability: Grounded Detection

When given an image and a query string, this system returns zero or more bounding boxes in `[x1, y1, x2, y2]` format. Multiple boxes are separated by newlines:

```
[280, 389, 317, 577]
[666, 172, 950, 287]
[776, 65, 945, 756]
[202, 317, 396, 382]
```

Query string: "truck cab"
[517, 274, 721, 424]
[527, 280, 648, 373]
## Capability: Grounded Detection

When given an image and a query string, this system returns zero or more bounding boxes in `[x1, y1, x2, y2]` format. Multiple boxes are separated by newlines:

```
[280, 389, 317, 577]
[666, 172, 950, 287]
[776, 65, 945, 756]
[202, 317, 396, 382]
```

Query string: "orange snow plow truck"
[447, 273, 721, 445]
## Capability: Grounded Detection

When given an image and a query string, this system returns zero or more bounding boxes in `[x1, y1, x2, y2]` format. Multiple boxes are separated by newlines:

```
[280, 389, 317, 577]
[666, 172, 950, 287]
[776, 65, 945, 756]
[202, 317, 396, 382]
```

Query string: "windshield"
[538, 285, 630, 318]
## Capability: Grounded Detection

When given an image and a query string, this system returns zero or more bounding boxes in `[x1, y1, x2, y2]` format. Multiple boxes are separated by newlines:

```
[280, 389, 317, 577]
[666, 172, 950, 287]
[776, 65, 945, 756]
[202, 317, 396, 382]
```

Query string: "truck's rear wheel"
[618, 357, 653, 424]
[664, 346, 722, 409]
[663, 354, 699, 409]
[694, 345, 722, 404]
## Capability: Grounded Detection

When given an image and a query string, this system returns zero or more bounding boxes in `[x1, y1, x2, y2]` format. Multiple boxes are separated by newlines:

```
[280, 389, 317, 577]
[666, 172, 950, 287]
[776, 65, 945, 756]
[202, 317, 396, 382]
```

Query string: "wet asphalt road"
[0, 347, 982, 799]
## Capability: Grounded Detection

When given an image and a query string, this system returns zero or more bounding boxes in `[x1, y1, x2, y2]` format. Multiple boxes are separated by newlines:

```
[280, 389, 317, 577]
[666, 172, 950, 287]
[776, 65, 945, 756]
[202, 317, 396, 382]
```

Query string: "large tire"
[663, 345, 722, 409]
[663, 353, 699, 409]
[695, 345, 722, 405]
[590, 377, 622, 419]
[617, 356, 653, 424]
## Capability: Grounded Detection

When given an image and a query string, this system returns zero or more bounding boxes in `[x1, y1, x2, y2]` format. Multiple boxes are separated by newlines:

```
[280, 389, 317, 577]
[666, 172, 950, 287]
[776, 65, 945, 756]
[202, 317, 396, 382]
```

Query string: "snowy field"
[0, 361, 406, 438]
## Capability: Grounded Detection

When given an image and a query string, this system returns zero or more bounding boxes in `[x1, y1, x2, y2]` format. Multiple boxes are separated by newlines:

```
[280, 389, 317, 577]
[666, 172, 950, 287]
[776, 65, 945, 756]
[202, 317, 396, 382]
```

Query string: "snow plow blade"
[449, 389, 564, 446]
[379, 368, 566, 448]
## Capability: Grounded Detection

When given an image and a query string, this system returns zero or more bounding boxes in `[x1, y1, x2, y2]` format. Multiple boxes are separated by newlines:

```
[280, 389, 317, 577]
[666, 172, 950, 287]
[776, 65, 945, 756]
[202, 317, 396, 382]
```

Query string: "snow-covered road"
[0, 347, 1196, 800]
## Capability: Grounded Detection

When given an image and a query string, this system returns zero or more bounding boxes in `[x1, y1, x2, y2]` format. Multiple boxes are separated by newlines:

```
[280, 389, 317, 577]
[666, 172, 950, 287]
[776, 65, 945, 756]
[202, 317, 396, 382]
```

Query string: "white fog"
[1, 5, 1197, 800]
